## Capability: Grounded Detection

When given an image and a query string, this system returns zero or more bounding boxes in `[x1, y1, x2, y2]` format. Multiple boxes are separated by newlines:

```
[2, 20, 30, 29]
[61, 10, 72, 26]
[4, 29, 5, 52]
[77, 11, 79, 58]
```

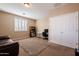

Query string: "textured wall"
[0, 11, 36, 40]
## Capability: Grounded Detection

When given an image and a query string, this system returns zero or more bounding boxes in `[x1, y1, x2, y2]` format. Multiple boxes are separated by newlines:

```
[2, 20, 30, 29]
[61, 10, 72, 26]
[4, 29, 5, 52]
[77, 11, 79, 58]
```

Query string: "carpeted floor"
[18, 37, 75, 56]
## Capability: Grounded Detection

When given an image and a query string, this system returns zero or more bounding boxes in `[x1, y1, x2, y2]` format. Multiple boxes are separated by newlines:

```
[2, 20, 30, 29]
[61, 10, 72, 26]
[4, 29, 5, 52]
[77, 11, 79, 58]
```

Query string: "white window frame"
[14, 18, 27, 31]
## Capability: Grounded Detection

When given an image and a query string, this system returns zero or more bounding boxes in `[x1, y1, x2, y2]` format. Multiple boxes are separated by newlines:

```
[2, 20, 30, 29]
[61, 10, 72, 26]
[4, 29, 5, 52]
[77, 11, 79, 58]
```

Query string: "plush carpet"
[18, 38, 49, 55]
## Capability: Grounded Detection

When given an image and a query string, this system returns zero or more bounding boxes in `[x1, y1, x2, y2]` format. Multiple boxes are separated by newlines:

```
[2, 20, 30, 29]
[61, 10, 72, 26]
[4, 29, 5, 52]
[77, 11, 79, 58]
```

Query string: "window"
[14, 18, 27, 31]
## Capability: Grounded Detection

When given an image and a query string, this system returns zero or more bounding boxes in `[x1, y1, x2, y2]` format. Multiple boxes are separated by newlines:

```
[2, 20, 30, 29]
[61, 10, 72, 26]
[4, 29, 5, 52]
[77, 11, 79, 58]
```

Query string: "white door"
[49, 12, 78, 48]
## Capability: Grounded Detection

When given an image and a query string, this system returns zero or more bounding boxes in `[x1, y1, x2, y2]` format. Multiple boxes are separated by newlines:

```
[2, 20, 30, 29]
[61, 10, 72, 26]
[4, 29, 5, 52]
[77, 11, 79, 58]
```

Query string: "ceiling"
[0, 3, 65, 20]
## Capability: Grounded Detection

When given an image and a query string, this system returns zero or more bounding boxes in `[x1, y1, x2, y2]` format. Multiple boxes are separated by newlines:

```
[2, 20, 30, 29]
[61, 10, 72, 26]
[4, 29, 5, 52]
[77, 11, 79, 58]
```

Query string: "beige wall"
[0, 11, 36, 40]
[1, 4, 79, 40]
[50, 4, 79, 17]
[36, 17, 49, 33]
[36, 3, 79, 34]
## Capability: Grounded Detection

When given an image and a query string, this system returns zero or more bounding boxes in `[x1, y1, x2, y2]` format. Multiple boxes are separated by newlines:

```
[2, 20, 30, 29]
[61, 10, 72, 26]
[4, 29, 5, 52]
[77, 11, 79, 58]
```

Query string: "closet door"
[49, 12, 78, 48]
[49, 17, 64, 44]
[62, 12, 78, 48]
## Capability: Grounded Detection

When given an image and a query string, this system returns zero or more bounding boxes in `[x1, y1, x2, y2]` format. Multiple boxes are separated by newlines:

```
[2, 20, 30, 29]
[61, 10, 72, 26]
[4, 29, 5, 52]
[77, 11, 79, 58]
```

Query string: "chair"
[0, 36, 19, 56]
[42, 29, 48, 39]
